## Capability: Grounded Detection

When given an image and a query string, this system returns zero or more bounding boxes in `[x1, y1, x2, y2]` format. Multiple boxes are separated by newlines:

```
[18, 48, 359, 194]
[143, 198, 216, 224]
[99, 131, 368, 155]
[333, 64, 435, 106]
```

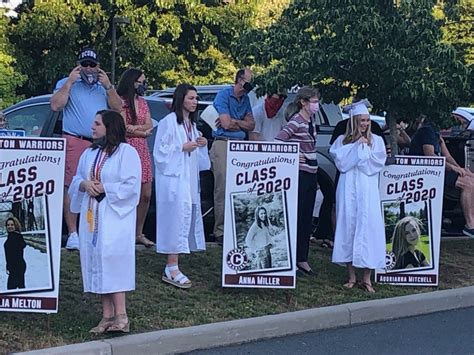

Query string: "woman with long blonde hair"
[330, 100, 387, 293]
[391, 216, 429, 270]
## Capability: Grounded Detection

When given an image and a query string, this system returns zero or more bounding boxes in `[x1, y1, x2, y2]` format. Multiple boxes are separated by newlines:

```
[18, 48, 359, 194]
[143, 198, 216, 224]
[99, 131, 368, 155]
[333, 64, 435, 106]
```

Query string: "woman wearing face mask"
[69, 110, 141, 333]
[391, 216, 429, 270]
[275, 86, 320, 275]
[117, 68, 155, 248]
[330, 101, 387, 293]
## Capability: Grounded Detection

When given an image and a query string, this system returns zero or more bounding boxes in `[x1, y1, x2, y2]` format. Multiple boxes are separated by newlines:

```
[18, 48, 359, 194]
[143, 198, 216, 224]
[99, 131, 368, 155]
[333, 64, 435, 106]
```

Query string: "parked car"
[3, 89, 344, 240]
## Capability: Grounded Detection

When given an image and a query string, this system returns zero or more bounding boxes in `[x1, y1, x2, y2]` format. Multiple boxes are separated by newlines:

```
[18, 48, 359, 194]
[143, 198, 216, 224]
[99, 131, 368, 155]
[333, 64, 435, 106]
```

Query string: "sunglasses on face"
[81, 61, 97, 68]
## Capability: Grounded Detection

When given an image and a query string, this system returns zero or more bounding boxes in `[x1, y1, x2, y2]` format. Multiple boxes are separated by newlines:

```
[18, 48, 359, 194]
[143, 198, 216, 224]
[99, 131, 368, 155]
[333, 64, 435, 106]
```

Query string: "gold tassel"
[87, 208, 94, 233]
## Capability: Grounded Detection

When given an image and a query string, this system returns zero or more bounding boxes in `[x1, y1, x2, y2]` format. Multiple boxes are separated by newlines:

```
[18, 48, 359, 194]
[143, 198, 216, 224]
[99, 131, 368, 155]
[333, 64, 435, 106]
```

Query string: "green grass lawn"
[1, 239, 473, 353]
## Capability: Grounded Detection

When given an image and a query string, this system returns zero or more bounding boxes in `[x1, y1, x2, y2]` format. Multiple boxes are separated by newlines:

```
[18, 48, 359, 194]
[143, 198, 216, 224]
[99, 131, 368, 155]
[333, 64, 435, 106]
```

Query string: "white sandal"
[162, 264, 192, 289]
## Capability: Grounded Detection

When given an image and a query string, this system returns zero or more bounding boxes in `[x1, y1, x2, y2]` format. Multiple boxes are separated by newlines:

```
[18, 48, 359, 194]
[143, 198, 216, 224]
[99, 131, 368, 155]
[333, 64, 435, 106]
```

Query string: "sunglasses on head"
[81, 61, 97, 68]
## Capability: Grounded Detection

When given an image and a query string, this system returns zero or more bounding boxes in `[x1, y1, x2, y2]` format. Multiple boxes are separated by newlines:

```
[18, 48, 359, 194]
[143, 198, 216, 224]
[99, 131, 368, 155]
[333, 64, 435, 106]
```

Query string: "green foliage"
[7, 0, 288, 97]
[440, 0, 474, 66]
[235, 0, 472, 126]
[9, 0, 107, 96]
[0, 11, 26, 108]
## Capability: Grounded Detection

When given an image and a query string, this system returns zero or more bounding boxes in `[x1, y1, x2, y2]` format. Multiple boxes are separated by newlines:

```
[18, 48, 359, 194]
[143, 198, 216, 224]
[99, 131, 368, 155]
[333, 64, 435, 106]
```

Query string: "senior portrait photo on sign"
[231, 191, 291, 273]
[0, 196, 53, 294]
[382, 200, 433, 273]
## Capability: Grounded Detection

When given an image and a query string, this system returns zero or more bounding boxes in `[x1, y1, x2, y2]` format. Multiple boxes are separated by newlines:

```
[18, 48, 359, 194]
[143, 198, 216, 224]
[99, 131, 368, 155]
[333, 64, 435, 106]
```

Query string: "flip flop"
[342, 281, 357, 289]
[359, 281, 376, 294]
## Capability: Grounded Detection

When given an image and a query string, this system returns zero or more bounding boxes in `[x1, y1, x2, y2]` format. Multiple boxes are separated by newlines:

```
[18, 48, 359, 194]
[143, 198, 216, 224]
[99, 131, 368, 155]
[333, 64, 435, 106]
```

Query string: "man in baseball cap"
[50, 47, 122, 250]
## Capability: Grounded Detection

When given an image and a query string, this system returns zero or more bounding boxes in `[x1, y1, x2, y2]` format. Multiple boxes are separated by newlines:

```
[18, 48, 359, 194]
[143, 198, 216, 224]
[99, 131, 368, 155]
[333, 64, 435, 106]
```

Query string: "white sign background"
[376, 155, 445, 286]
[222, 141, 299, 289]
[0, 137, 65, 313]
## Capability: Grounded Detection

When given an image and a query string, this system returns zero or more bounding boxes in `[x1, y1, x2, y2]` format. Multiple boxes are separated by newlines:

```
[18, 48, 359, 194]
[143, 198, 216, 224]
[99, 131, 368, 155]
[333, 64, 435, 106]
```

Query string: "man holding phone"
[51, 48, 121, 250]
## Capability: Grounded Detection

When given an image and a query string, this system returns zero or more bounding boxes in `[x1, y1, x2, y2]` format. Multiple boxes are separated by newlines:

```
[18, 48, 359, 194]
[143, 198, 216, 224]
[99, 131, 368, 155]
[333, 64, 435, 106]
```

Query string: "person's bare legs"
[167, 254, 179, 278]
[108, 292, 129, 332]
[344, 263, 357, 288]
[361, 268, 375, 293]
[63, 188, 77, 234]
[135, 182, 154, 246]
[456, 175, 474, 228]
[101, 294, 115, 318]
[111, 292, 126, 316]
[89, 294, 115, 333]
[136, 182, 152, 236]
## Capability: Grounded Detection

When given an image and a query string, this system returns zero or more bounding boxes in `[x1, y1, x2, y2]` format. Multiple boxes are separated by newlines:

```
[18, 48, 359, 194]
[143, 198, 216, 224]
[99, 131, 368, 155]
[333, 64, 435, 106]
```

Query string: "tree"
[8, 0, 107, 96]
[0, 11, 26, 108]
[8, 0, 286, 97]
[235, 0, 472, 150]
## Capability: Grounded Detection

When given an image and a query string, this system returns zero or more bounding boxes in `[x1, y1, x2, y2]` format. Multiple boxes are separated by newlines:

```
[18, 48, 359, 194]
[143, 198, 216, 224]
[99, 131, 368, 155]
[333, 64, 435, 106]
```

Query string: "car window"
[146, 99, 170, 122]
[4, 103, 51, 137]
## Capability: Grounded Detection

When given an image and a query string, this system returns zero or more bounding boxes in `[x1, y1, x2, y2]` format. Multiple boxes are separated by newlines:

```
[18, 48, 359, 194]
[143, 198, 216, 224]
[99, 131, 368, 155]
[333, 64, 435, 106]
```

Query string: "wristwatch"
[105, 84, 114, 91]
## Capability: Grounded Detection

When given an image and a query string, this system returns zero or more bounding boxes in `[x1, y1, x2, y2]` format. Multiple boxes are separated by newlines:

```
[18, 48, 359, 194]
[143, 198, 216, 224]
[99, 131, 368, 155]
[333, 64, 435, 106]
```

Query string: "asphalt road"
[188, 307, 474, 355]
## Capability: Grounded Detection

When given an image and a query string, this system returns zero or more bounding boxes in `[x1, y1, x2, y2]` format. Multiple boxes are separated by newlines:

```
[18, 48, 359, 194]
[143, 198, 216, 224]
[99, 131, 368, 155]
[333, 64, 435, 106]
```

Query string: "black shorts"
[444, 170, 459, 188]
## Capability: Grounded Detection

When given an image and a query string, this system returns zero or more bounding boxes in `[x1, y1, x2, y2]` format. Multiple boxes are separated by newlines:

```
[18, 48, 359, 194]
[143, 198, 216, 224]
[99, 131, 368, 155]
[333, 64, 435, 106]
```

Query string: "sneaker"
[462, 226, 474, 238]
[65, 232, 80, 250]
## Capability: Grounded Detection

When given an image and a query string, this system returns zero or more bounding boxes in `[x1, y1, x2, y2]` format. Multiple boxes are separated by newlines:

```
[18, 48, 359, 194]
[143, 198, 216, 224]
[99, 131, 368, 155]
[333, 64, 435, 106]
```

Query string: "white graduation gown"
[69, 144, 141, 294]
[153, 113, 206, 254]
[330, 135, 387, 269]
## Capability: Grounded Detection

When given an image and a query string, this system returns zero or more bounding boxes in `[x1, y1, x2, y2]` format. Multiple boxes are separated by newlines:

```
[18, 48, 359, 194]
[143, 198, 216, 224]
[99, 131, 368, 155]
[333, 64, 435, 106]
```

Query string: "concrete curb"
[19, 286, 474, 355]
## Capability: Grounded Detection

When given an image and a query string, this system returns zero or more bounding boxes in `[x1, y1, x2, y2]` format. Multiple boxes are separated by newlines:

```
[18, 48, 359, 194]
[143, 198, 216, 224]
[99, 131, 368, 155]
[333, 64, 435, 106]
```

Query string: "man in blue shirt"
[210, 68, 255, 242]
[50, 48, 122, 250]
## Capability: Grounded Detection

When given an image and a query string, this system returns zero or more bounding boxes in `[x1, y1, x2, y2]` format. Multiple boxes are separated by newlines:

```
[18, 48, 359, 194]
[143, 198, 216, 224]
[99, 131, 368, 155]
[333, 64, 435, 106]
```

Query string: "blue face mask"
[80, 70, 98, 85]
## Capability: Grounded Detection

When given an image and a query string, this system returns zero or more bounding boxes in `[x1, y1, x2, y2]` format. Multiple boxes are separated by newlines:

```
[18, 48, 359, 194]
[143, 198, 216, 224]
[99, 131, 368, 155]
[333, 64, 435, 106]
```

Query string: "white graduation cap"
[343, 99, 372, 116]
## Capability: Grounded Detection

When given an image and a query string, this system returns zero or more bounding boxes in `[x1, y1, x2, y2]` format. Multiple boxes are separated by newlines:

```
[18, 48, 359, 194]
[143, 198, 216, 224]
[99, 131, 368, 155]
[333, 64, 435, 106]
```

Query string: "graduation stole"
[183, 119, 193, 156]
[87, 149, 108, 246]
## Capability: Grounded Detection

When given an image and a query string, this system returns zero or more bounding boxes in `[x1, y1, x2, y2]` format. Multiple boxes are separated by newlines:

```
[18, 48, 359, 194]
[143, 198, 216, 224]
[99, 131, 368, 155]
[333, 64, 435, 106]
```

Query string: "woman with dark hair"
[69, 109, 141, 333]
[391, 216, 429, 270]
[330, 101, 386, 293]
[153, 83, 207, 289]
[4, 216, 26, 289]
[275, 86, 320, 275]
[245, 206, 275, 269]
[117, 68, 154, 248]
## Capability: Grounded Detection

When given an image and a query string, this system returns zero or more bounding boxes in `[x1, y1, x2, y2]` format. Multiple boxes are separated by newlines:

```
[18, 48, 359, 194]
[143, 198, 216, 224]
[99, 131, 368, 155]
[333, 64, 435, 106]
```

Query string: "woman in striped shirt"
[275, 86, 320, 275]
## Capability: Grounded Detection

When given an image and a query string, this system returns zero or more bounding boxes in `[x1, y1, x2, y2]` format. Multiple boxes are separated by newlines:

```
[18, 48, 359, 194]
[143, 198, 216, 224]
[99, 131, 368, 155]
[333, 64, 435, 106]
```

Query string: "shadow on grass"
[1, 239, 473, 353]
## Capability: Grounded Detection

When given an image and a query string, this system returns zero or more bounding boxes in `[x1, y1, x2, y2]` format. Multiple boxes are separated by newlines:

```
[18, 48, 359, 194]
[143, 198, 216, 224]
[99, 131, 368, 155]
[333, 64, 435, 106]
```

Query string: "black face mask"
[80, 70, 98, 86]
[243, 81, 254, 93]
[135, 82, 148, 96]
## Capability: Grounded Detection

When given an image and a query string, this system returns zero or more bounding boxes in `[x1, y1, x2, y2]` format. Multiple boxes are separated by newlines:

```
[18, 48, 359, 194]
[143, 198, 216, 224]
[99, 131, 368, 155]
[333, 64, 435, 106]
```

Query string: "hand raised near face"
[67, 66, 82, 84]
[97, 68, 112, 87]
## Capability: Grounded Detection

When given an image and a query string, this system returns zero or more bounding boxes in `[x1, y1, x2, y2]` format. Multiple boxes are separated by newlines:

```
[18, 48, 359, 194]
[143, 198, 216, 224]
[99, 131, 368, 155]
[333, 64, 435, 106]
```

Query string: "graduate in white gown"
[154, 83, 207, 289]
[69, 110, 141, 333]
[330, 101, 387, 293]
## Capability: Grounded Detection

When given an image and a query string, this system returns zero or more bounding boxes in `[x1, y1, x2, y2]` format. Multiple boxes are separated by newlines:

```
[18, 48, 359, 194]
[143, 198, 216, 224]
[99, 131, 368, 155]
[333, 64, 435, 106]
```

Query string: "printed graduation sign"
[222, 141, 299, 288]
[0, 137, 65, 313]
[375, 156, 445, 286]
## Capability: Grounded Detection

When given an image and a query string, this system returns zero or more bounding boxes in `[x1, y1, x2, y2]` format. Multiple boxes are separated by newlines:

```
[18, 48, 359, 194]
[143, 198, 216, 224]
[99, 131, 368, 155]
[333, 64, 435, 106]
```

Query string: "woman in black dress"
[4, 217, 27, 289]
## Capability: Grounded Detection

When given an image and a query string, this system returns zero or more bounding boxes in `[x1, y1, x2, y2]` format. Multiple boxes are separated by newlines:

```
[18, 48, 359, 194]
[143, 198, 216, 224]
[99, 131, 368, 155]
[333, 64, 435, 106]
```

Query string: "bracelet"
[105, 84, 114, 91]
